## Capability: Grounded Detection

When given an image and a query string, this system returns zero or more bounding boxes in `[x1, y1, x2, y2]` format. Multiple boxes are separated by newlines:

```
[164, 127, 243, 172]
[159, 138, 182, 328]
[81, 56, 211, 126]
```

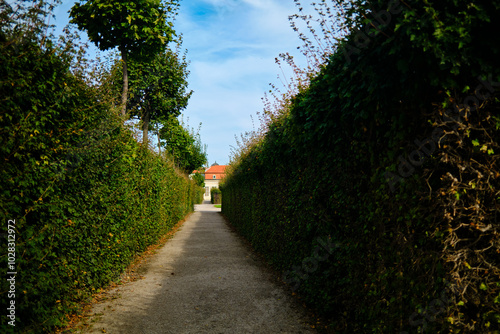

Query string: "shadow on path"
[81, 203, 315, 333]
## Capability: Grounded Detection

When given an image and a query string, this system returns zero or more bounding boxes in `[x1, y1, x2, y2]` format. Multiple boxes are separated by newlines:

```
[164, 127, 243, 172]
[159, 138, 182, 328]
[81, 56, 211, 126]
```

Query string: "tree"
[192, 172, 205, 188]
[160, 116, 207, 173]
[70, 0, 177, 117]
[127, 38, 192, 145]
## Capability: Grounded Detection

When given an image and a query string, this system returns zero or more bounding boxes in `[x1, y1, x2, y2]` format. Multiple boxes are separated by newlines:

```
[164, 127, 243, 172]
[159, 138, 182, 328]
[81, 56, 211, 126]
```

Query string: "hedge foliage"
[222, 0, 500, 332]
[210, 188, 221, 204]
[0, 10, 198, 333]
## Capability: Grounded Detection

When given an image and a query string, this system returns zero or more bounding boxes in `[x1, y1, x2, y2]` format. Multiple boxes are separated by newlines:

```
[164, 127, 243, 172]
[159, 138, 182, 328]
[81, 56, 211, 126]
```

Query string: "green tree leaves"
[70, 0, 175, 56]
[192, 172, 205, 187]
[70, 0, 178, 116]
[160, 116, 207, 173]
[126, 38, 192, 145]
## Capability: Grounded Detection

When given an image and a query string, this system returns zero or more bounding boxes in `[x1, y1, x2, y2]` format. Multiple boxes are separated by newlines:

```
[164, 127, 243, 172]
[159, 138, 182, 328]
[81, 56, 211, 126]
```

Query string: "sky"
[52, 0, 312, 166]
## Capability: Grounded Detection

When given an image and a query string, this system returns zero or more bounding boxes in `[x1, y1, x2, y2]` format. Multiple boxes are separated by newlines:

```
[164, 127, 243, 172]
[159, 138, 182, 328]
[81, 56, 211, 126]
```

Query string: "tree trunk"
[143, 107, 150, 146]
[157, 122, 162, 155]
[120, 46, 128, 117]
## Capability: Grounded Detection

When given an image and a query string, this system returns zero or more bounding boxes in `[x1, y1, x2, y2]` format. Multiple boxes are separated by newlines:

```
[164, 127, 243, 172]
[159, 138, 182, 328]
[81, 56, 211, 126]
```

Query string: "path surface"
[81, 202, 316, 333]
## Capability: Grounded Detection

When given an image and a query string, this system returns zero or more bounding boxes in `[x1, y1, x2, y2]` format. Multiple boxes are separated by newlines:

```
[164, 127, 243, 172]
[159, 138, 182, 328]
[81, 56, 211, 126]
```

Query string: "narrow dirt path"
[80, 202, 316, 333]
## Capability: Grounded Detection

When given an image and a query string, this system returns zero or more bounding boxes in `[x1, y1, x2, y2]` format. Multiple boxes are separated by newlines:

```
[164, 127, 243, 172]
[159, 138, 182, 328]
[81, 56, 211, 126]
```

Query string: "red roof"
[205, 165, 227, 180]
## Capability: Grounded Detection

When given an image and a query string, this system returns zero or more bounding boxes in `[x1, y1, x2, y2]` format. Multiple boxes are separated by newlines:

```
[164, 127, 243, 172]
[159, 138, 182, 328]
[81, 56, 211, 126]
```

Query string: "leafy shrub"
[195, 186, 205, 204]
[211, 188, 221, 204]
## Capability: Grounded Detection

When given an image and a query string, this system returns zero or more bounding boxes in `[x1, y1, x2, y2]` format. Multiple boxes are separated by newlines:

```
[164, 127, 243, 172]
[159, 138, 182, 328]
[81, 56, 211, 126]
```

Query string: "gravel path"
[80, 202, 316, 334]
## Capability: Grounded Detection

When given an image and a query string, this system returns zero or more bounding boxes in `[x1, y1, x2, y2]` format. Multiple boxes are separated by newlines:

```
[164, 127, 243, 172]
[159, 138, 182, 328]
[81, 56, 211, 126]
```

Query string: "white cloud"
[174, 0, 309, 164]
[241, 0, 267, 9]
[50, 0, 315, 165]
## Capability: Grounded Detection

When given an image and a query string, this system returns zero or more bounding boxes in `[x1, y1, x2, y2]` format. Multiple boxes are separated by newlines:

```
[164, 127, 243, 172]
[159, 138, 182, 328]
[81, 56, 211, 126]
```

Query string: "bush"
[195, 186, 205, 204]
[210, 188, 221, 204]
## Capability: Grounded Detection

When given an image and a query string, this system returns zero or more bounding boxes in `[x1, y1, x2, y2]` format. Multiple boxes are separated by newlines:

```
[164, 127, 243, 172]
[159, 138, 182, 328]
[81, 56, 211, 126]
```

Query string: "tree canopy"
[127, 39, 192, 145]
[70, 0, 178, 116]
[70, 0, 175, 56]
[160, 116, 207, 173]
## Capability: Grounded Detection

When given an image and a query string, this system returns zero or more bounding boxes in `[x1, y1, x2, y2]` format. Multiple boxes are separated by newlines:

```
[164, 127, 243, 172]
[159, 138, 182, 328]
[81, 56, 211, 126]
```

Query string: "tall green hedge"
[210, 187, 221, 204]
[0, 22, 197, 333]
[222, 0, 500, 332]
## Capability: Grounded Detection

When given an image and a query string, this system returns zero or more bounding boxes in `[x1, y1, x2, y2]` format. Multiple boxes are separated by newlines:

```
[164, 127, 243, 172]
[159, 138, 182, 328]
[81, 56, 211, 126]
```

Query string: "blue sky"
[52, 0, 310, 165]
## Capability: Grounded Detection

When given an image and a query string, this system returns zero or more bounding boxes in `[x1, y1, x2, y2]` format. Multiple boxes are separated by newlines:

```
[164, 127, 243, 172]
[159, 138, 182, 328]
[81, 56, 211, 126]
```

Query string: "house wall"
[204, 179, 220, 200]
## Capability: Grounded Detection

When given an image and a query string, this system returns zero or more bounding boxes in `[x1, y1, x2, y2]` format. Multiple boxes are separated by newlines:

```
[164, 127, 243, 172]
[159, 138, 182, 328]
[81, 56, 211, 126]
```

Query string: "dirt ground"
[76, 202, 317, 334]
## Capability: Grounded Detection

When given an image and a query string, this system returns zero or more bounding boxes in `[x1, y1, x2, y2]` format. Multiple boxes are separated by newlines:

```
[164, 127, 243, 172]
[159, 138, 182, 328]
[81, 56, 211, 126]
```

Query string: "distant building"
[202, 162, 227, 201]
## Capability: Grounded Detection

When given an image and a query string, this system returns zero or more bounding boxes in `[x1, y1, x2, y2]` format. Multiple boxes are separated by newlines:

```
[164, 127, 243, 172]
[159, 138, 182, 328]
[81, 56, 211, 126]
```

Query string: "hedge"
[210, 188, 221, 204]
[221, 0, 500, 332]
[0, 28, 197, 333]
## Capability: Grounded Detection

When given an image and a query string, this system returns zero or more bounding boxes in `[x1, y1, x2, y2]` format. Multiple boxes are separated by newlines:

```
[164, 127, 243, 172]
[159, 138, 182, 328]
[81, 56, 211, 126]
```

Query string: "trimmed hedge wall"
[211, 188, 221, 204]
[0, 30, 197, 332]
[222, 0, 500, 332]
[195, 186, 205, 204]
